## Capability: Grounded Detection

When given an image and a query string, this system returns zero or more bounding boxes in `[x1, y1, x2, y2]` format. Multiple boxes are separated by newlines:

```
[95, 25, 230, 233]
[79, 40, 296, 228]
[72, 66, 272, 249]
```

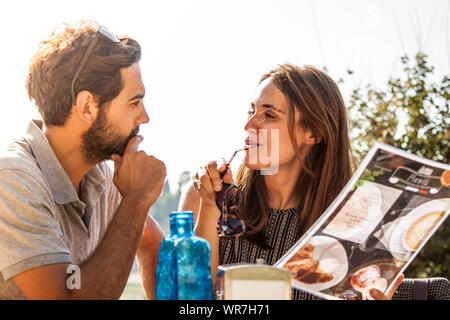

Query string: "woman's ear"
[300, 129, 321, 146]
[73, 91, 99, 125]
[303, 134, 317, 145]
[312, 134, 322, 145]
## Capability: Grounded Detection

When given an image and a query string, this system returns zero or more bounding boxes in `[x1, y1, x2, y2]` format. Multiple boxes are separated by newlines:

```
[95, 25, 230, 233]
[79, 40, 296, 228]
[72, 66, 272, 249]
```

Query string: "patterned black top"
[218, 206, 450, 300]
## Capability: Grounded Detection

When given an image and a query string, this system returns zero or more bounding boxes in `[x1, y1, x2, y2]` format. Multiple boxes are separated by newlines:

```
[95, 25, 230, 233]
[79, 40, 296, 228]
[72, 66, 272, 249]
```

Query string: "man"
[0, 20, 166, 299]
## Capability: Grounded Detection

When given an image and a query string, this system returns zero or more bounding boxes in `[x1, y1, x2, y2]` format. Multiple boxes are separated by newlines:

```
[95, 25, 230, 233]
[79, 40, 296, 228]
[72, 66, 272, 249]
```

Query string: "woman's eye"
[264, 112, 275, 119]
[248, 109, 255, 117]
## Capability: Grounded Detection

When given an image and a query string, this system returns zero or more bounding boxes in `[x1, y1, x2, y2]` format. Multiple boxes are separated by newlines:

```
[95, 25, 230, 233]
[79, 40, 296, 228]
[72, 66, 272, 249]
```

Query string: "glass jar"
[155, 211, 213, 300]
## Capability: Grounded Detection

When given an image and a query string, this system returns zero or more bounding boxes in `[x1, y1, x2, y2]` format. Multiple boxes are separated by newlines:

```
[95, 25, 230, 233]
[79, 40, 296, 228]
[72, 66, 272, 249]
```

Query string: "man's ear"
[73, 91, 99, 125]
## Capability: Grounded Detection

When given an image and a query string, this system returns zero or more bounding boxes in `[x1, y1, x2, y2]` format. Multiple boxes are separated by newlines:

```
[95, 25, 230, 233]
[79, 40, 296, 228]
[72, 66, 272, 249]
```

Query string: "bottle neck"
[170, 215, 194, 237]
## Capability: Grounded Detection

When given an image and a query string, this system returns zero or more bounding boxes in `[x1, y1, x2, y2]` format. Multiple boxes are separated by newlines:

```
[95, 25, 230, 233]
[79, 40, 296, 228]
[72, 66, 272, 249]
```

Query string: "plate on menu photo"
[389, 198, 450, 260]
[283, 236, 348, 292]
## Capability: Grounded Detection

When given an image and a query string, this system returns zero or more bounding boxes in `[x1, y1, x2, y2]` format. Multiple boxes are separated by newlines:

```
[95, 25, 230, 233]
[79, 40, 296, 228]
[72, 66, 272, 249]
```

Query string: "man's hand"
[111, 135, 166, 210]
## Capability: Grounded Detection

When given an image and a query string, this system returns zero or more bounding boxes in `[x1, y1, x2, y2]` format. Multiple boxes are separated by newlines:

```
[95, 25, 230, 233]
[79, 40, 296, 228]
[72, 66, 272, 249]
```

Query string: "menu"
[274, 142, 450, 300]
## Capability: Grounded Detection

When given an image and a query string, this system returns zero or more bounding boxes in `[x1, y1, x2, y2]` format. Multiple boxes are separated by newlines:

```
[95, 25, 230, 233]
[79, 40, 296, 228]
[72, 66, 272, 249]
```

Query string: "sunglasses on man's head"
[71, 25, 120, 105]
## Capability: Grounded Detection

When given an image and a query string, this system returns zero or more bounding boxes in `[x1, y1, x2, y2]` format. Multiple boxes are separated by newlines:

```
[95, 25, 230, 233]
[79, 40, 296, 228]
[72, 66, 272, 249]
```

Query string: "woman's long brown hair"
[234, 64, 353, 248]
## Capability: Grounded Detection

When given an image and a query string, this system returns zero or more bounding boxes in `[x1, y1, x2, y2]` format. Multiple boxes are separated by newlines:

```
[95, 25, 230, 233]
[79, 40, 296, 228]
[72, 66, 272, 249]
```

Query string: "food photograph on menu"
[275, 143, 450, 300]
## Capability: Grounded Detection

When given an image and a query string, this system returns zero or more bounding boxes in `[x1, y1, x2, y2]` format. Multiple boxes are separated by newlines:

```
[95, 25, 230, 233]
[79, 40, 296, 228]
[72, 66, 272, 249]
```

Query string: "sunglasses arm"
[70, 35, 99, 105]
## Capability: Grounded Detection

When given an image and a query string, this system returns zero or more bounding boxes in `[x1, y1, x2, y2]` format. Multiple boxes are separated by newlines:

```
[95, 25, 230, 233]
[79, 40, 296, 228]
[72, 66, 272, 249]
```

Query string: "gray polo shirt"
[0, 120, 122, 299]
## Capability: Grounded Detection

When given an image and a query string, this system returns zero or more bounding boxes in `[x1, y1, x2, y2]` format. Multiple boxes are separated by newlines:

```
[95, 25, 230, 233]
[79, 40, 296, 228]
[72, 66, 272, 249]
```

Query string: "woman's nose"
[244, 114, 258, 132]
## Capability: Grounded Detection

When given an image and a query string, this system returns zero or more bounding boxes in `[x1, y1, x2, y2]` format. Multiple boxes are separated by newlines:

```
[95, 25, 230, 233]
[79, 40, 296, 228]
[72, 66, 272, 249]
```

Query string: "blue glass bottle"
[155, 213, 177, 300]
[155, 211, 213, 300]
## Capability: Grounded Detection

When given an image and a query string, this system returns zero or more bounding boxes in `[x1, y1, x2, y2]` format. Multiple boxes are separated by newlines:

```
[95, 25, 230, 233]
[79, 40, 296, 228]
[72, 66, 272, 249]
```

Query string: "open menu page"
[275, 142, 450, 300]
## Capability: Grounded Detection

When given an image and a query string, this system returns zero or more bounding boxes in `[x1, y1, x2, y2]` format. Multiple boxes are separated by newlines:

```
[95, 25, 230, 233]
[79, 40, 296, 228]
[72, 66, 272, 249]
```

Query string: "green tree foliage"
[345, 52, 449, 279]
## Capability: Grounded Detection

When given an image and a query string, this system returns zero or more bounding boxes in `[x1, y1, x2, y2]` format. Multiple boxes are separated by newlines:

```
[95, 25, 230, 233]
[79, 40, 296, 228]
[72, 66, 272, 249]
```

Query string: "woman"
[179, 64, 404, 300]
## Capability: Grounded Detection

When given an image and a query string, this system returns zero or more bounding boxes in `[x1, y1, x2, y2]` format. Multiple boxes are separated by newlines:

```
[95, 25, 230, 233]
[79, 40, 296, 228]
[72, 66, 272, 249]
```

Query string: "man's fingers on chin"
[125, 135, 143, 153]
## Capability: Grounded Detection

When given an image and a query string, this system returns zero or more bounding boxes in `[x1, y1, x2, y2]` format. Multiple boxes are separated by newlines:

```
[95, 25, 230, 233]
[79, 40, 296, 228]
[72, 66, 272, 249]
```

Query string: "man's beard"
[81, 106, 139, 164]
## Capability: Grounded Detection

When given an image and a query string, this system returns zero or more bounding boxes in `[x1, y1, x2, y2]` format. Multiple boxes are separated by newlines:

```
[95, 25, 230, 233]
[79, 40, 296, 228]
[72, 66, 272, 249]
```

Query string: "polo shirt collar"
[23, 120, 106, 207]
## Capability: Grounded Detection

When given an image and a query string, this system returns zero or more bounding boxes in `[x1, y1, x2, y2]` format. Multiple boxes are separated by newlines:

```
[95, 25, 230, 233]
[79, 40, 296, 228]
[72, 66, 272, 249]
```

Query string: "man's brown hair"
[26, 20, 141, 126]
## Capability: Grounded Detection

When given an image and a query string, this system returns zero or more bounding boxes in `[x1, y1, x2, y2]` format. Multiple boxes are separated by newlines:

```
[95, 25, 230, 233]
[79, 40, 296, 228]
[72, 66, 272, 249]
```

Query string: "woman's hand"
[190, 160, 233, 287]
[369, 273, 405, 300]
[192, 159, 233, 208]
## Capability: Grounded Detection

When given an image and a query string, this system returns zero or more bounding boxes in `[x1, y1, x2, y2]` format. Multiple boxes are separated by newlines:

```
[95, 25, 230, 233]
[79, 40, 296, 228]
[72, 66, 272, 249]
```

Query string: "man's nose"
[137, 105, 150, 125]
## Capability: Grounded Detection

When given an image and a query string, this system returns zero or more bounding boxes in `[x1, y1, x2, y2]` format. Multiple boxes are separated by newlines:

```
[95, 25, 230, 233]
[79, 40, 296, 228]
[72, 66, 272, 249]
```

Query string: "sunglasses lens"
[98, 25, 120, 43]
[217, 215, 245, 236]
[216, 184, 245, 238]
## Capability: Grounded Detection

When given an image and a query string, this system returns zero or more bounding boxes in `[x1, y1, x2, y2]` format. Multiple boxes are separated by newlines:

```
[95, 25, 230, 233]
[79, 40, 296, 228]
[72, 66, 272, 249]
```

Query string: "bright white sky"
[0, 0, 448, 191]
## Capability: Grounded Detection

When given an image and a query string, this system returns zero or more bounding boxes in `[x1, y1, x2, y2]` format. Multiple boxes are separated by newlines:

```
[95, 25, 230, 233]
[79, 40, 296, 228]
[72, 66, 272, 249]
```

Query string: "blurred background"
[0, 0, 448, 299]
